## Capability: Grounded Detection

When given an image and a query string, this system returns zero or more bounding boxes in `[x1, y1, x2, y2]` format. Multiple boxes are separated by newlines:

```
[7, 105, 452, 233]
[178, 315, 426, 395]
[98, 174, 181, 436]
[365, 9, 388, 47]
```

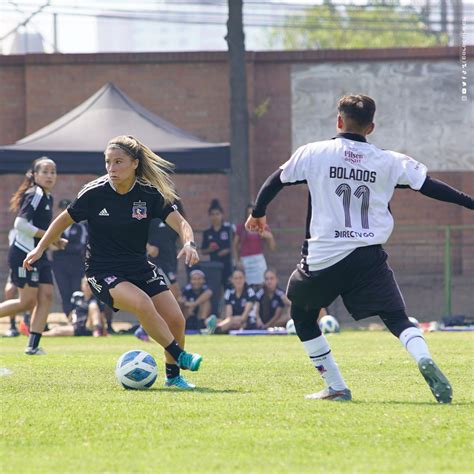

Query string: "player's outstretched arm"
[418, 176, 474, 209]
[23, 210, 74, 270]
[246, 169, 287, 233]
[166, 210, 199, 267]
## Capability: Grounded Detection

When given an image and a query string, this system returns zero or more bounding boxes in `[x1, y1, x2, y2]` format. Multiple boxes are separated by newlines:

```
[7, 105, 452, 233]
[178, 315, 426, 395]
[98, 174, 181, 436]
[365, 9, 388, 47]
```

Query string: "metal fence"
[265, 224, 474, 323]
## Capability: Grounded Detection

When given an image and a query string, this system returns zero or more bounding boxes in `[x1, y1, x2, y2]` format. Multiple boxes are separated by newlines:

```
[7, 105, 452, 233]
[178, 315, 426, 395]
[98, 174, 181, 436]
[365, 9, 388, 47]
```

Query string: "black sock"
[28, 332, 42, 349]
[166, 363, 180, 379]
[10, 318, 17, 330]
[164, 340, 184, 363]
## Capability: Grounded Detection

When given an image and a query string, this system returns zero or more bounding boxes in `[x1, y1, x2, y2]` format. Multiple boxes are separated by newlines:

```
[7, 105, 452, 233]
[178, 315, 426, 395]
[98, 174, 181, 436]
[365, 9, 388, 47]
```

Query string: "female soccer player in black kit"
[246, 95, 474, 404]
[0, 157, 67, 355]
[24, 136, 202, 389]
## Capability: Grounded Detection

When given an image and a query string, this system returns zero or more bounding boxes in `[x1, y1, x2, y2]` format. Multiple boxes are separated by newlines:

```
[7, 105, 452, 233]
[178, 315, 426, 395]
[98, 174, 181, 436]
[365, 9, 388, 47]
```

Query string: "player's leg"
[26, 282, 53, 355]
[197, 299, 211, 325]
[380, 309, 452, 404]
[217, 316, 242, 333]
[3, 278, 19, 336]
[287, 268, 351, 401]
[151, 291, 196, 389]
[109, 282, 201, 372]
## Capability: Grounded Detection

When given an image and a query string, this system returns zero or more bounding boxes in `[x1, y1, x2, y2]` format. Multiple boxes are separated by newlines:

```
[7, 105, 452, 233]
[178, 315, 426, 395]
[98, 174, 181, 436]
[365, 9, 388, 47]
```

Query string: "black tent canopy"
[0, 83, 230, 174]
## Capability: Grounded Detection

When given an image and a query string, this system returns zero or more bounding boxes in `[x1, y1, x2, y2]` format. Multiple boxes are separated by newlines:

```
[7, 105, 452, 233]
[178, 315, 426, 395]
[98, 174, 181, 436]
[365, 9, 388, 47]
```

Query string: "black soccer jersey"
[14, 185, 53, 254]
[202, 222, 234, 283]
[70, 291, 102, 328]
[147, 218, 178, 272]
[255, 287, 286, 324]
[224, 286, 256, 316]
[182, 283, 210, 317]
[67, 176, 176, 274]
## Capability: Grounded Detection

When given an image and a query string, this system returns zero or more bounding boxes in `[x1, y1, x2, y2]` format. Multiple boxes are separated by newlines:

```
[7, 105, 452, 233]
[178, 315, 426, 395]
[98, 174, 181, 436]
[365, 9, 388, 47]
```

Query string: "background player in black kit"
[24, 135, 203, 389]
[0, 157, 67, 355]
[201, 199, 234, 288]
[246, 95, 474, 403]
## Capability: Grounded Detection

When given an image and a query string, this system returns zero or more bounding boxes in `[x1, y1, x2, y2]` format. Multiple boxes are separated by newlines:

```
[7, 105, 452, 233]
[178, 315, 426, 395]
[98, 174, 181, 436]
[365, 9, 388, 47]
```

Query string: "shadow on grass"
[349, 400, 473, 406]
[164, 387, 243, 394]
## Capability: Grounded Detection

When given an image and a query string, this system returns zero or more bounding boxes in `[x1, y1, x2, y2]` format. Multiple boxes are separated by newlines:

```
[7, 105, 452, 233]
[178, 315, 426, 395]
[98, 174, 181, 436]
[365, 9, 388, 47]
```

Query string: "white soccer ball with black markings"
[115, 350, 158, 390]
[286, 318, 297, 335]
[319, 315, 340, 334]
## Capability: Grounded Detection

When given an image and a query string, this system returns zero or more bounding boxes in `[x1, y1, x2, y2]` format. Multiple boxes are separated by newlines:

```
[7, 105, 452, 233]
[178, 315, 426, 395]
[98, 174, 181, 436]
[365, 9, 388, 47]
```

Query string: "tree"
[226, 0, 249, 222]
[267, 1, 448, 50]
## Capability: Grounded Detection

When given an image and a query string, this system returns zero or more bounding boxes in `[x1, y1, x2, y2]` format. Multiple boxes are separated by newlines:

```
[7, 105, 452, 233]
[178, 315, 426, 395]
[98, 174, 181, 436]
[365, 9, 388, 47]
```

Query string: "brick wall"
[0, 48, 472, 317]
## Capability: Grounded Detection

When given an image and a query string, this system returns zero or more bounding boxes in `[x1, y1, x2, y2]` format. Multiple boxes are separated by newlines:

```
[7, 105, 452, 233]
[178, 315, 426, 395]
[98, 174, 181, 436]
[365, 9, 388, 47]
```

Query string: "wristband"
[185, 241, 197, 249]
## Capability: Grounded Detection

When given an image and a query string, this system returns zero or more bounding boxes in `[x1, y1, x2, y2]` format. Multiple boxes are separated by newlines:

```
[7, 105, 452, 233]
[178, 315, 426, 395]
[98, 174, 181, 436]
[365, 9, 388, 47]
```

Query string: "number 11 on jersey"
[335, 183, 370, 229]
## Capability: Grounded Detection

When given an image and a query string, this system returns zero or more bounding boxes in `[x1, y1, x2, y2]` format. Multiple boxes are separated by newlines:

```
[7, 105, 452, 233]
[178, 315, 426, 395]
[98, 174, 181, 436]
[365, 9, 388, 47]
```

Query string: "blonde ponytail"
[106, 135, 178, 204]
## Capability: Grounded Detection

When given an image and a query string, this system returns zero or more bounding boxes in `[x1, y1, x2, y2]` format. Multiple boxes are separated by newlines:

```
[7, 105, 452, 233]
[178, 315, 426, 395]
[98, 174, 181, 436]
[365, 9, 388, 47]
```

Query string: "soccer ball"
[319, 315, 340, 334]
[286, 319, 297, 335]
[115, 350, 158, 390]
[409, 316, 420, 329]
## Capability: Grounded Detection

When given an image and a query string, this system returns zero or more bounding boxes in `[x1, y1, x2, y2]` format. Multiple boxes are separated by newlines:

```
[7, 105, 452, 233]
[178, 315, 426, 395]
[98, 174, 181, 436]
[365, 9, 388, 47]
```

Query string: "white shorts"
[241, 254, 267, 285]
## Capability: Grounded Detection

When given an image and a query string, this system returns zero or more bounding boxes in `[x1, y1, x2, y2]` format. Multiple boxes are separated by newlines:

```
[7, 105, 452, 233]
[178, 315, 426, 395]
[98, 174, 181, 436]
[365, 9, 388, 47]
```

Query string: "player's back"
[280, 134, 427, 270]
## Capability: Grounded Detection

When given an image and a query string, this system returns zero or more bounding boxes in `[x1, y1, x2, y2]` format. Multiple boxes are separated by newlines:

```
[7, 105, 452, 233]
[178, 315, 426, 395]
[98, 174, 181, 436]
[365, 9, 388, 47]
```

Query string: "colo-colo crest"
[132, 201, 147, 220]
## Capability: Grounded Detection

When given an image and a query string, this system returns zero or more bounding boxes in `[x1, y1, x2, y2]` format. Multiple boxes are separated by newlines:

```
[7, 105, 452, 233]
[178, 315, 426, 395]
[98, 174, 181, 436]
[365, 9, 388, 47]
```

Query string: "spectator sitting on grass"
[210, 269, 258, 334]
[255, 269, 291, 329]
[43, 277, 105, 337]
[179, 269, 213, 330]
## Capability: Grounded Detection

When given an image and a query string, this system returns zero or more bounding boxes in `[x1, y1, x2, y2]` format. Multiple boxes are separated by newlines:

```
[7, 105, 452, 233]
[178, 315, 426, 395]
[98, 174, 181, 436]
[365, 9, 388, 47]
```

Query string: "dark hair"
[208, 199, 223, 214]
[9, 157, 55, 212]
[337, 95, 376, 129]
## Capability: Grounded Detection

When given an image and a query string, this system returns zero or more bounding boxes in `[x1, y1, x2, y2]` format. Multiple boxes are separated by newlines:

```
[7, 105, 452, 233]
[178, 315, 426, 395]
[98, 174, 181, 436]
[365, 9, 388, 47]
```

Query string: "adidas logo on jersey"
[99, 208, 109, 216]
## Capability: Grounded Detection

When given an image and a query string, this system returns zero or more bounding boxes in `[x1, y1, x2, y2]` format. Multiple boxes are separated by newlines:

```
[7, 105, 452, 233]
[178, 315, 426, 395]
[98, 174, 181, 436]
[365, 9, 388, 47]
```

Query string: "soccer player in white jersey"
[246, 95, 474, 403]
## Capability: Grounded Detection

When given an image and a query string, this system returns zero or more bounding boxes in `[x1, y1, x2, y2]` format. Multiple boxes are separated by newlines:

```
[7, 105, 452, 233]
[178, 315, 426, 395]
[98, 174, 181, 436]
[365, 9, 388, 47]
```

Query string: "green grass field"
[1, 332, 473, 473]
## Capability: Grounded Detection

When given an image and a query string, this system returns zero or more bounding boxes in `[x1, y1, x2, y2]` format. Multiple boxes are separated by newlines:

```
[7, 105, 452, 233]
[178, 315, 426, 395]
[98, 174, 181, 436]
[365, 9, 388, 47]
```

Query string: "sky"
[1, 0, 473, 53]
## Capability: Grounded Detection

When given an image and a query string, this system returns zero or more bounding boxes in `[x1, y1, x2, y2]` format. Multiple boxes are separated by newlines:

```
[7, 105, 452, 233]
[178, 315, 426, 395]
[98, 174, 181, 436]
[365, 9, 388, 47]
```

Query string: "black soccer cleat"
[418, 357, 452, 404]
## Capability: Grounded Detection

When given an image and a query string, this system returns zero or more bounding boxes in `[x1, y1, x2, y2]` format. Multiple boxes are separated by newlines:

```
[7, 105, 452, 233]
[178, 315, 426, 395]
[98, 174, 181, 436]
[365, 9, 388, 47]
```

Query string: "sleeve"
[255, 288, 264, 302]
[201, 229, 210, 250]
[17, 190, 40, 221]
[68, 190, 90, 223]
[392, 152, 427, 191]
[280, 145, 310, 184]
[152, 193, 177, 221]
[224, 289, 231, 304]
[275, 290, 285, 308]
[247, 287, 257, 302]
[419, 176, 474, 209]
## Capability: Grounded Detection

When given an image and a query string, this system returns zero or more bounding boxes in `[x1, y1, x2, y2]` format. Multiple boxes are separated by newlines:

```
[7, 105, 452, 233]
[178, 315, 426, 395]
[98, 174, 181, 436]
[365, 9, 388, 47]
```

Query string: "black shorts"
[157, 266, 177, 285]
[287, 245, 405, 321]
[86, 262, 169, 312]
[8, 245, 53, 289]
[73, 323, 92, 337]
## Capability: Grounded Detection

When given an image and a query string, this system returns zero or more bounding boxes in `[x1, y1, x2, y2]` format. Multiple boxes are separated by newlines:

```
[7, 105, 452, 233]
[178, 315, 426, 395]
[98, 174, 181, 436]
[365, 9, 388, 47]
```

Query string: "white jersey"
[280, 135, 427, 271]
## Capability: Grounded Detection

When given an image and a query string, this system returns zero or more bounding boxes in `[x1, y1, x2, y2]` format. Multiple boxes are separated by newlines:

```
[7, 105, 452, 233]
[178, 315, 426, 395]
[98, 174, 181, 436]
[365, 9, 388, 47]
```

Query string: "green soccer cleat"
[418, 357, 452, 404]
[205, 314, 217, 334]
[177, 352, 202, 372]
[305, 386, 352, 401]
[164, 375, 196, 390]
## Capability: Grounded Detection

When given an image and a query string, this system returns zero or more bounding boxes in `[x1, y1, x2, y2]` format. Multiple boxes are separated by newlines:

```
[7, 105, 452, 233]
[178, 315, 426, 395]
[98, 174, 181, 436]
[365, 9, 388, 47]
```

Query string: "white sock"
[399, 327, 431, 363]
[302, 335, 348, 391]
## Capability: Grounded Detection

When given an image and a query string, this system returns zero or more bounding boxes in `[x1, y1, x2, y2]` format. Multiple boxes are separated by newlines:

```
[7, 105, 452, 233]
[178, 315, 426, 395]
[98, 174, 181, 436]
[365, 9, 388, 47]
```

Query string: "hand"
[56, 238, 68, 250]
[245, 215, 266, 234]
[146, 244, 159, 258]
[260, 230, 272, 239]
[217, 249, 228, 257]
[177, 244, 200, 267]
[209, 241, 219, 252]
[23, 247, 45, 271]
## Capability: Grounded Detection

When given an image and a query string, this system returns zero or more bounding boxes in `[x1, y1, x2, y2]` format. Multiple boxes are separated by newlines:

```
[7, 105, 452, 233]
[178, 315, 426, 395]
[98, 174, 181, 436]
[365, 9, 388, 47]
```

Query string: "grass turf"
[1, 332, 473, 473]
